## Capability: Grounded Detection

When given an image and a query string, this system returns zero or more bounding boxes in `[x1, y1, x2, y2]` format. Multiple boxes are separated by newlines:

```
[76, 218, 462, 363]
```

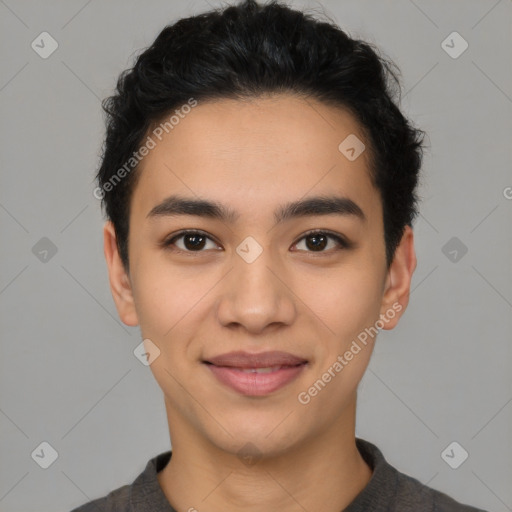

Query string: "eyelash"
[161, 229, 352, 255]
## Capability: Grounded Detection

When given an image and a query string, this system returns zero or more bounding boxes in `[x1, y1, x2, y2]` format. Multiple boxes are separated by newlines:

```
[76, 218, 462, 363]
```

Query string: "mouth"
[203, 351, 308, 396]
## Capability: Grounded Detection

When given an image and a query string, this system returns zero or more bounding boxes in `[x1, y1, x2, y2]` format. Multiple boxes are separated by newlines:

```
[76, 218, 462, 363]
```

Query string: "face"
[104, 94, 416, 458]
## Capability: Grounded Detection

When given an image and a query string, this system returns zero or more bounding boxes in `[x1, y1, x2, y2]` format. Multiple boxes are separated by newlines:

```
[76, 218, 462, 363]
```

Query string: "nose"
[215, 242, 297, 335]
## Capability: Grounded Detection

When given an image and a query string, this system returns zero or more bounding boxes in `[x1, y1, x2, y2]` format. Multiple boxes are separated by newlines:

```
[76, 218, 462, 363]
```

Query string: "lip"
[203, 351, 308, 396]
[205, 350, 308, 368]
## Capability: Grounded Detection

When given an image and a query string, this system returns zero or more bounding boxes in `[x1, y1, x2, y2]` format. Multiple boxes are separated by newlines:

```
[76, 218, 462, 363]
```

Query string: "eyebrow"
[146, 194, 366, 225]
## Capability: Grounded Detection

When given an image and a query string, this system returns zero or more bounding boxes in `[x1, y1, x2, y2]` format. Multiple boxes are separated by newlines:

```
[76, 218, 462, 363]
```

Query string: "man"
[73, 1, 487, 510]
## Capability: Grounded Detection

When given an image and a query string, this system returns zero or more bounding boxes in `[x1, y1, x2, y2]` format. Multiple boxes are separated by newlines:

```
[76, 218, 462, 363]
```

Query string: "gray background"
[0, 0, 511, 511]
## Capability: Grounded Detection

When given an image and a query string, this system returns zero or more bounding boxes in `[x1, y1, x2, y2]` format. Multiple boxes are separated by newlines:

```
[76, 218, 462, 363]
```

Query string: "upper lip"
[204, 350, 308, 368]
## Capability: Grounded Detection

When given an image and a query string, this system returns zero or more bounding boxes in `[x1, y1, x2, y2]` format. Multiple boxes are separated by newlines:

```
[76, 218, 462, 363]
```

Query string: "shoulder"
[393, 470, 488, 512]
[69, 483, 131, 512]
[354, 438, 489, 512]
[68, 450, 172, 512]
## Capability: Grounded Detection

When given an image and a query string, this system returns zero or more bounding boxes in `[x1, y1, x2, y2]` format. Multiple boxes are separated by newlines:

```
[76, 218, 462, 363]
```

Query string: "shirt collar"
[128, 437, 395, 511]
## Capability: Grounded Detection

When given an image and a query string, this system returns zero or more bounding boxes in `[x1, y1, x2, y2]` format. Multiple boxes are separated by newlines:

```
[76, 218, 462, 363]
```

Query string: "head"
[100, 0, 423, 458]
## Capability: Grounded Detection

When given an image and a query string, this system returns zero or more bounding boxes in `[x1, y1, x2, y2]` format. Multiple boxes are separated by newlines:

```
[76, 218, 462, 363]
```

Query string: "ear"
[103, 221, 139, 326]
[379, 224, 417, 330]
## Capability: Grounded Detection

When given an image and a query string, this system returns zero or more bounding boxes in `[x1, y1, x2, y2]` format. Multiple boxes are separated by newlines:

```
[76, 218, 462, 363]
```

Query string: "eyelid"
[161, 228, 352, 253]
[296, 229, 351, 250]
[161, 229, 221, 252]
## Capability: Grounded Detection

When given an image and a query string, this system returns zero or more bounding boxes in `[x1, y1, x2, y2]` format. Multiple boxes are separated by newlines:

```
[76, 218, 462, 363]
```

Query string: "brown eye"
[162, 229, 351, 255]
[292, 230, 350, 253]
[163, 230, 220, 252]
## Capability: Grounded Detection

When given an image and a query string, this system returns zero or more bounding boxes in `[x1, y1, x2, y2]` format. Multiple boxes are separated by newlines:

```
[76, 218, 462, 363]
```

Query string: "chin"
[203, 414, 307, 460]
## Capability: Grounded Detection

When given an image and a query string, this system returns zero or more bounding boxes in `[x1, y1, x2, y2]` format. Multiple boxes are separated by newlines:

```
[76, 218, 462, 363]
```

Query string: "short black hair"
[95, 0, 425, 272]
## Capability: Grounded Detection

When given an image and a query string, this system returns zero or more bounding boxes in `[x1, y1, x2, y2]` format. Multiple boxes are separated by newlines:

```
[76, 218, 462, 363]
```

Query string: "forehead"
[131, 94, 379, 226]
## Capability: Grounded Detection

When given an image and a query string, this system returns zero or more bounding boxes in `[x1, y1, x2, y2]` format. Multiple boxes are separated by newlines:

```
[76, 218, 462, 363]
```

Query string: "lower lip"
[205, 363, 307, 396]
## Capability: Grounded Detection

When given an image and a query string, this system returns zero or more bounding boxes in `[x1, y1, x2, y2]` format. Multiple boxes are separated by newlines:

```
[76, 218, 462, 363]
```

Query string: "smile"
[204, 361, 308, 396]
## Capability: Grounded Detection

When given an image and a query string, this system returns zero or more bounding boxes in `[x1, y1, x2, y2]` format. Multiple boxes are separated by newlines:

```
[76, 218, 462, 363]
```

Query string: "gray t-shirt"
[70, 438, 488, 512]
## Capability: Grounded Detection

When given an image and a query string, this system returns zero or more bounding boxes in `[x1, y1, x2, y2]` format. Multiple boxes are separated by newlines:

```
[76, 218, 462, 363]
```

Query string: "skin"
[103, 94, 416, 512]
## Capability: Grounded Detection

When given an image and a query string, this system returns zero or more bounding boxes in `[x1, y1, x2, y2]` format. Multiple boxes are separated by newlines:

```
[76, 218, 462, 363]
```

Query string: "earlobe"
[103, 221, 139, 327]
[379, 225, 417, 330]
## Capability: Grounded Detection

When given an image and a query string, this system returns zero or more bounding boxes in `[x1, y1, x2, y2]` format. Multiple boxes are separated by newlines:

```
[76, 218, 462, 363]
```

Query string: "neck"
[157, 396, 372, 512]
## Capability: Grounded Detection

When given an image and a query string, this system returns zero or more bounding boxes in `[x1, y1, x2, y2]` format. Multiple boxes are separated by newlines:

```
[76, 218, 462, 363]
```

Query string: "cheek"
[130, 265, 184, 340]
[131, 266, 203, 405]
[131, 260, 220, 349]
[297, 265, 383, 343]
[298, 272, 381, 407]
